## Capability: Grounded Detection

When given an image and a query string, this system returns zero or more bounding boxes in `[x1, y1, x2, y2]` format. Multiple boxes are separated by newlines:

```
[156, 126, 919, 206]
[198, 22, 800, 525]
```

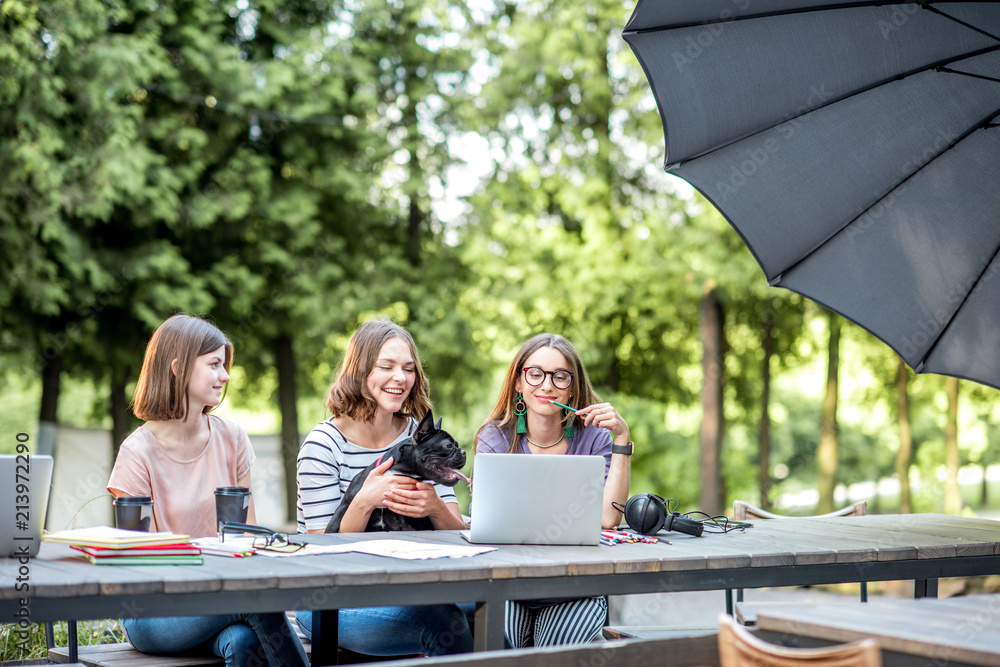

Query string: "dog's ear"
[415, 410, 435, 439]
[434, 417, 442, 430]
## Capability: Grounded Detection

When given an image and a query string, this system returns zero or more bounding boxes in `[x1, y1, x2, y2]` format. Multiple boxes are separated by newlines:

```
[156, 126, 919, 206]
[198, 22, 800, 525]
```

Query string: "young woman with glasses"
[474, 333, 632, 648]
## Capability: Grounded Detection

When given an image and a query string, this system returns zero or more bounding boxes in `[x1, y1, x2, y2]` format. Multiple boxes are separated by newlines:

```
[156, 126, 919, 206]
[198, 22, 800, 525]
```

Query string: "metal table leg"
[311, 609, 339, 666]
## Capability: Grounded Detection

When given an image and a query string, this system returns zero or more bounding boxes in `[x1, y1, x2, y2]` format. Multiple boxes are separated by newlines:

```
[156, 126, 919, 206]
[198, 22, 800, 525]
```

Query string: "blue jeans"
[295, 605, 473, 657]
[122, 614, 309, 667]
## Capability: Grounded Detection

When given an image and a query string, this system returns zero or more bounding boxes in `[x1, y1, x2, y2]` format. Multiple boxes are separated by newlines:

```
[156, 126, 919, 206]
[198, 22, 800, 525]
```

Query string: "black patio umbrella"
[623, 2, 1000, 389]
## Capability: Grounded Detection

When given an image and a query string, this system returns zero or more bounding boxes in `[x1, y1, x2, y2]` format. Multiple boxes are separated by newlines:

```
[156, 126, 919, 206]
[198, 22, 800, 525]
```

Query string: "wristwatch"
[611, 441, 633, 456]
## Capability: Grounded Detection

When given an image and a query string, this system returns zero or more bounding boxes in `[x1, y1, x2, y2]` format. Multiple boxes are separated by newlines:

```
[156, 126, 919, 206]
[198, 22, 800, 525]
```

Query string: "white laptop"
[1, 455, 54, 557]
[465, 453, 604, 546]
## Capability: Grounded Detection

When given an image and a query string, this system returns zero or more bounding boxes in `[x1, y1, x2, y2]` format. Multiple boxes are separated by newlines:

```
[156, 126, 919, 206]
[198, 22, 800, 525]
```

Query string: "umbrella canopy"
[623, 1, 1000, 389]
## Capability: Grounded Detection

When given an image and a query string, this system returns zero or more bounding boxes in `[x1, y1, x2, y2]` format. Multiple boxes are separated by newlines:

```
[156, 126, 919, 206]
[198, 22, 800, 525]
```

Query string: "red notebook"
[71, 543, 201, 558]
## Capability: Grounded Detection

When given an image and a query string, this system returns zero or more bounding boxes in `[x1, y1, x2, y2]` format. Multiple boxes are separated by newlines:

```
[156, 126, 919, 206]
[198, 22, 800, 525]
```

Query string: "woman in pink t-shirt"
[107, 314, 308, 667]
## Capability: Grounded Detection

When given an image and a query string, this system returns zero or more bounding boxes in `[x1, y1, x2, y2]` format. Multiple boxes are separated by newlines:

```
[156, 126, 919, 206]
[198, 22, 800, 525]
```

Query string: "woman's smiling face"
[516, 346, 573, 415]
[367, 337, 416, 415]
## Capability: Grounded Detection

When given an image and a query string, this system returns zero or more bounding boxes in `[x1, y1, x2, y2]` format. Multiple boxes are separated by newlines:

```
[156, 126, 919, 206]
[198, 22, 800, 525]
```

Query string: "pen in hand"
[542, 399, 588, 417]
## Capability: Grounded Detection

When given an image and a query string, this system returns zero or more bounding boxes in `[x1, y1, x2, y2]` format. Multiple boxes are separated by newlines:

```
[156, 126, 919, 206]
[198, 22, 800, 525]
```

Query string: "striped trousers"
[505, 597, 608, 648]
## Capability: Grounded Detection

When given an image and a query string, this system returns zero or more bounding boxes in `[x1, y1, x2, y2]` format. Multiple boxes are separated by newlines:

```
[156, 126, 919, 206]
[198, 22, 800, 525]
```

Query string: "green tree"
[0, 0, 213, 454]
[456, 0, 784, 511]
[343, 0, 487, 416]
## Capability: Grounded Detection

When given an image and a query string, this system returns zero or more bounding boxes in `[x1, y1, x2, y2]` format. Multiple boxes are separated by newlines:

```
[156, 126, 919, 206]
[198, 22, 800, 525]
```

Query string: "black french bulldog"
[325, 410, 469, 533]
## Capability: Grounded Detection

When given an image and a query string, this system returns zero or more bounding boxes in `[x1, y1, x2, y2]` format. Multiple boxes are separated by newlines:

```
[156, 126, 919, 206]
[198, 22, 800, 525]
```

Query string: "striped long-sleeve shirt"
[296, 417, 458, 533]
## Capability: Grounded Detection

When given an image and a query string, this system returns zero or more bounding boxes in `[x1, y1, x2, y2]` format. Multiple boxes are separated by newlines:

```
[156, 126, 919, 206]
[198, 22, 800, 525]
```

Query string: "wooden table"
[756, 593, 1000, 667]
[4, 513, 999, 665]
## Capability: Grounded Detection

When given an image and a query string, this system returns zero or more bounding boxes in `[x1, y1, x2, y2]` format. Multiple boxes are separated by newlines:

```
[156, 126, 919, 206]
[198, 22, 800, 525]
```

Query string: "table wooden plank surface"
[6, 513, 1000, 662]
[5, 514, 998, 601]
[756, 594, 1000, 667]
[808, 515, 998, 557]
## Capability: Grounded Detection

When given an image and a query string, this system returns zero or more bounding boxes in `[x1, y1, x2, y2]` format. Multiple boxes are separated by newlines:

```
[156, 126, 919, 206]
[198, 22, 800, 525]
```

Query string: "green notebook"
[84, 554, 204, 566]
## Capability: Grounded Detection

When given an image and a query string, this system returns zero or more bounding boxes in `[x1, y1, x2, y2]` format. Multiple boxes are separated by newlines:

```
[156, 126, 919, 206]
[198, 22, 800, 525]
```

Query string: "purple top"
[476, 422, 612, 479]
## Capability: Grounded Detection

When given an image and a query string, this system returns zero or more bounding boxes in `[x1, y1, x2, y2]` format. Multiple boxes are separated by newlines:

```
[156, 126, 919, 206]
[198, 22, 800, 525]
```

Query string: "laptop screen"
[0, 454, 54, 557]
[468, 453, 604, 546]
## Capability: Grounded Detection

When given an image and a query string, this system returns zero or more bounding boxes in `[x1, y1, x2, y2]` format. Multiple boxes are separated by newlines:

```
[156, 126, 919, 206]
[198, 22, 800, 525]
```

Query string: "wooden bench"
[735, 599, 859, 628]
[49, 643, 225, 667]
[48, 613, 414, 667]
[48, 640, 407, 666]
[49, 614, 717, 667]
[380, 633, 720, 667]
[51, 635, 720, 667]
[602, 625, 718, 641]
[47, 613, 314, 667]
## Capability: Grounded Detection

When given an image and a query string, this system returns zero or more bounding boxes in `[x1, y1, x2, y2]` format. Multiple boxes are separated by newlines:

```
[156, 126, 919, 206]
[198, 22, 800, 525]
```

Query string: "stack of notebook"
[43, 526, 202, 565]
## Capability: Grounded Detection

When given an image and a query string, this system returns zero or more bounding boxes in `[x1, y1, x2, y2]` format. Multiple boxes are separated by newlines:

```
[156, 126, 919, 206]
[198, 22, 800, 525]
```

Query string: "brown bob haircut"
[475, 333, 601, 453]
[131, 314, 234, 421]
[326, 319, 431, 423]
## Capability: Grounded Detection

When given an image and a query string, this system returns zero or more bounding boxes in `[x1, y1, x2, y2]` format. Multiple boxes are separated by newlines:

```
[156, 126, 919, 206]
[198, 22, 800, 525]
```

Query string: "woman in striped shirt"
[295, 319, 472, 657]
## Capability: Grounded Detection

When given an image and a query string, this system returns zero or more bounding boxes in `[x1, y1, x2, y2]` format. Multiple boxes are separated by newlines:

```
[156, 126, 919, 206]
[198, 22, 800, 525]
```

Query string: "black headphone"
[619, 493, 704, 537]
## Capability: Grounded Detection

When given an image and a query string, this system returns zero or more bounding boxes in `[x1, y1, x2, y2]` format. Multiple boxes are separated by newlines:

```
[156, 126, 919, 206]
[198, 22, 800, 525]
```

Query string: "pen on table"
[602, 530, 632, 542]
[604, 529, 660, 545]
[604, 529, 639, 540]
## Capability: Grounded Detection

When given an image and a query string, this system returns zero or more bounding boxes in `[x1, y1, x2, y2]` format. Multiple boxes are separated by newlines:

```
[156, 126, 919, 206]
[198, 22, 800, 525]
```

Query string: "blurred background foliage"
[3, 0, 999, 524]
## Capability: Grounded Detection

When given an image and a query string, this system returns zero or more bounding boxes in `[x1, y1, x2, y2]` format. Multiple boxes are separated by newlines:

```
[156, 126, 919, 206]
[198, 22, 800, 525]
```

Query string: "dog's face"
[393, 410, 468, 487]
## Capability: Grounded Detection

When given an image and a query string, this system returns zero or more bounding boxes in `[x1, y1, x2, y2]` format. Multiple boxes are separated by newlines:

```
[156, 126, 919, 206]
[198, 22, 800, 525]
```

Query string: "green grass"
[0, 619, 125, 662]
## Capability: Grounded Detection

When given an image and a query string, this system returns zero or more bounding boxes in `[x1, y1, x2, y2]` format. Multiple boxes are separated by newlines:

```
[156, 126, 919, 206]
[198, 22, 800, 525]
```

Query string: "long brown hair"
[474, 333, 600, 453]
[131, 314, 234, 421]
[326, 319, 431, 423]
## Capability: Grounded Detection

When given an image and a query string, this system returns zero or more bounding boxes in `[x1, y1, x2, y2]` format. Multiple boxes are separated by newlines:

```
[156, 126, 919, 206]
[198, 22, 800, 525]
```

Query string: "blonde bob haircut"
[131, 314, 234, 422]
[475, 333, 601, 453]
[326, 319, 431, 423]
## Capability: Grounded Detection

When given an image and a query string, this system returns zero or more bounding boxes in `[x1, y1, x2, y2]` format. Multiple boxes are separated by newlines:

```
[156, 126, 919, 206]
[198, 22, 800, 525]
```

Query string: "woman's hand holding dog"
[354, 457, 464, 529]
[354, 458, 451, 523]
[353, 457, 412, 511]
[383, 482, 442, 518]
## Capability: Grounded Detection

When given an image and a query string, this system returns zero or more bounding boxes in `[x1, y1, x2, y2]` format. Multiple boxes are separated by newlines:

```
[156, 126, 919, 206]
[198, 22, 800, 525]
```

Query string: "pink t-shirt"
[107, 415, 256, 537]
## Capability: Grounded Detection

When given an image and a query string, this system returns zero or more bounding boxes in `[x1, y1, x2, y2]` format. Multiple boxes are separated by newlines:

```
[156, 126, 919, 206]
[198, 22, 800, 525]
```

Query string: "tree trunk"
[37, 352, 64, 457]
[699, 284, 726, 516]
[275, 333, 300, 524]
[407, 195, 422, 268]
[404, 94, 423, 271]
[39, 352, 64, 423]
[758, 315, 773, 511]
[896, 359, 913, 514]
[816, 312, 840, 514]
[110, 366, 132, 458]
[944, 377, 961, 515]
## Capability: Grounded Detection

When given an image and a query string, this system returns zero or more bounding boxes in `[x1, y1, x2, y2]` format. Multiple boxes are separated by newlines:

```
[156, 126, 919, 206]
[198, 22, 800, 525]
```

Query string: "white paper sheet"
[347, 539, 496, 560]
[195, 536, 495, 559]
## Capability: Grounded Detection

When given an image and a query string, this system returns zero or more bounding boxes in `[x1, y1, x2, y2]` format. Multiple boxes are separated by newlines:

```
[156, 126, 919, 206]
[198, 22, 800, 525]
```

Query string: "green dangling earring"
[515, 393, 527, 434]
